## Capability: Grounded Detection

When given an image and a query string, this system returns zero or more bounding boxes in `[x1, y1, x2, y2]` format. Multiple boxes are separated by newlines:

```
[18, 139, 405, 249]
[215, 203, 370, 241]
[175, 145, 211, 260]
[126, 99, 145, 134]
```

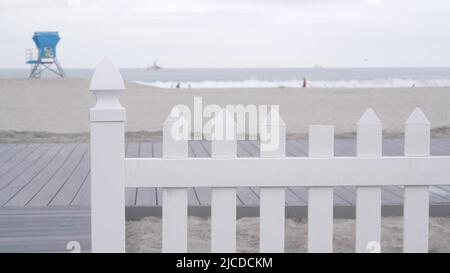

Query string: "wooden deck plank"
[70, 172, 90, 206]
[135, 142, 157, 206]
[0, 144, 19, 163]
[243, 140, 260, 157]
[190, 141, 210, 157]
[287, 187, 309, 204]
[285, 187, 307, 206]
[430, 139, 450, 155]
[2, 144, 66, 206]
[236, 141, 260, 206]
[381, 187, 403, 205]
[1, 139, 450, 210]
[239, 141, 262, 205]
[49, 150, 91, 206]
[0, 144, 52, 190]
[338, 139, 356, 156]
[286, 140, 304, 157]
[192, 141, 212, 206]
[387, 138, 404, 155]
[0, 208, 90, 253]
[151, 142, 163, 206]
[335, 186, 356, 204]
[125, 142, 140, 206]
[26, 144, 87, 206]
[382, 139, 401, 156]
[334, 139, 350, 156]
[0, 144, 27, 165]
[0, 144, 41, 178]
[3, 144, 77, 207]
[0, 144, 12, 155]
[186, 141, 208, 206]
[290, 139, 308, 155]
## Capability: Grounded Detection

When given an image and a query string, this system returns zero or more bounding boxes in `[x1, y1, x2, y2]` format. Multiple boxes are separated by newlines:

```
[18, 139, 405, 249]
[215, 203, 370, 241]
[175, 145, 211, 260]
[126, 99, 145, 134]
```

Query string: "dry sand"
[1, 78, 450, 142]
[126, 216, 450, 253]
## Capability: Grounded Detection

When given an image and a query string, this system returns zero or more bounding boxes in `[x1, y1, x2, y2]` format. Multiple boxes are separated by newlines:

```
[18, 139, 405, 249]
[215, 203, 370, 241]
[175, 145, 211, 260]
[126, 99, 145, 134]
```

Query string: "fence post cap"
[89, 57, 125, 91]
[357, 108, 381, 125]
[405, 108, 430, 125]
[261, 109, 286, 127]
[89, 57, 125, 122]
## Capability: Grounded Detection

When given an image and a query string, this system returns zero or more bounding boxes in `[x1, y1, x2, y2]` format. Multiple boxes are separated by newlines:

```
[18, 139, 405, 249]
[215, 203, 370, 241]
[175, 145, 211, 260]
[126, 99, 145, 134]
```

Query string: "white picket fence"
[89, 58, 450, 253]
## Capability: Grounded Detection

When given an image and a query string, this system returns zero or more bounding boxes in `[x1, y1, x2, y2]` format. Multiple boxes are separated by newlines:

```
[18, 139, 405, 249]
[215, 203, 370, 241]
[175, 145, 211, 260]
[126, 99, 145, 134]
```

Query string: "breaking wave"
[133, 78, 450, 89]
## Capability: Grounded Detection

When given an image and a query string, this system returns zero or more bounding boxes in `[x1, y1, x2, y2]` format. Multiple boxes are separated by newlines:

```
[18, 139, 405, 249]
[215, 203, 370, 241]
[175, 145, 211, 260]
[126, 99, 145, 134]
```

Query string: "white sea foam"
[133, 78, 450, 89]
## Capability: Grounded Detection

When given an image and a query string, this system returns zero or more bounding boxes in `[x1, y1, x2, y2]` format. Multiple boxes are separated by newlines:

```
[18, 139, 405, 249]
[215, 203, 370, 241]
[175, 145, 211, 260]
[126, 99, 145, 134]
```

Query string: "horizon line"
[2, 66, 450, 70]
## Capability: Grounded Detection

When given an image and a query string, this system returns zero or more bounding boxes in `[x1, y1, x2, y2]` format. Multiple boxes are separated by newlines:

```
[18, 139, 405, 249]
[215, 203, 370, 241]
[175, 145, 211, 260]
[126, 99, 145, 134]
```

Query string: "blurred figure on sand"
[302, 77, 307, 88]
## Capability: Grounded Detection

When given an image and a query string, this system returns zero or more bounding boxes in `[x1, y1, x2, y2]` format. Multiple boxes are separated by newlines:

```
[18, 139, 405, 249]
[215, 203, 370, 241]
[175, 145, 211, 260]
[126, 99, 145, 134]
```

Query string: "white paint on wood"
[356, 108, 382, 253]
[403, 108, 430, 253]
[124, 156, 450, 188]
[162, 188, 188, 252]
[403, 186, 429, 253]
[259, 110, 285, 253]
[89, 57, 125, 91]
[90, 58, 125, 253]
[307, 125, 334, 253]
[162, 112, 188, 253]
[211, 110, 237, 253]
[356, 187, 381, 253]
[211, 188, 236, 252]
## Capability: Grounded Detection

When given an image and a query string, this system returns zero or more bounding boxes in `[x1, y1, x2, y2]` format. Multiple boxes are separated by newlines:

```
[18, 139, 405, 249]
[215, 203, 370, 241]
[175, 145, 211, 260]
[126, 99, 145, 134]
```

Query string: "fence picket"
[355, 108, 382, 253]
[307, 125, 334, 253]
[259, 110, 286, 253]
[162, 112, 189, 253]
[403, 108, 430, 253]
[211, 110, 237, 253]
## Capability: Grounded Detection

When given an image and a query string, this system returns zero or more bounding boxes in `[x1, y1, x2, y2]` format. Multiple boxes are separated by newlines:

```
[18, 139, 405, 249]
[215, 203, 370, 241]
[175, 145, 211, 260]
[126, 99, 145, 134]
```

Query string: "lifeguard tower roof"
[32, 32, 60, 59]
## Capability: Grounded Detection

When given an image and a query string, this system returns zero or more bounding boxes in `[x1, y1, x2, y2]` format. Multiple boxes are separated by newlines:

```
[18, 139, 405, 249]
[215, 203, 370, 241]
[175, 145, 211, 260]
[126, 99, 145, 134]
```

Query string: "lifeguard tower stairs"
[26, 32, 65, 78]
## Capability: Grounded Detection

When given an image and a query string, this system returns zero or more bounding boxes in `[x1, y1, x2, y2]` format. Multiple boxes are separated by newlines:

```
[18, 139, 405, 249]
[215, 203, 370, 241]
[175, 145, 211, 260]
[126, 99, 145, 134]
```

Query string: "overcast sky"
[1, 0, 449, 68]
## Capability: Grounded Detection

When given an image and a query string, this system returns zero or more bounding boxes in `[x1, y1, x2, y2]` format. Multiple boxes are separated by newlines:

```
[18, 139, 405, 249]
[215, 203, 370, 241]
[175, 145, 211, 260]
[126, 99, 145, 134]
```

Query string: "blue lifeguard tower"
[26, 32, 65, 78]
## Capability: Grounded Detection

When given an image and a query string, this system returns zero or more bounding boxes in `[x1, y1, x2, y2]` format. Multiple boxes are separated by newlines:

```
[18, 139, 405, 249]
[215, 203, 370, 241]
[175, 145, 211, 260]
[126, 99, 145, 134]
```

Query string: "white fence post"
[307, 125, 334, 253]
[259, 110, 286, 253]
[355, 108, 382, 253]
[211, 110, 237, 253]
[162, 111, 189, 253]
[403, 108, 430, 253]
[89, 57, 126, 253]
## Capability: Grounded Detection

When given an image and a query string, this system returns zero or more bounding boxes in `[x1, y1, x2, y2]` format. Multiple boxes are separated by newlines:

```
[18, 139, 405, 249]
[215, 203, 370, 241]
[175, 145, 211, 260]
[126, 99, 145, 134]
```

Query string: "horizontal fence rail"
[124, 157, 450, 188]
[89, 58, 450, 253]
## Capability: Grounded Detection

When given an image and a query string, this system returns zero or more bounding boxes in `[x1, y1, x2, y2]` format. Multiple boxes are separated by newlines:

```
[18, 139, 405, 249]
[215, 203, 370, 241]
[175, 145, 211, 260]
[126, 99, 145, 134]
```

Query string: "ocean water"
[1, 67, 450, 88]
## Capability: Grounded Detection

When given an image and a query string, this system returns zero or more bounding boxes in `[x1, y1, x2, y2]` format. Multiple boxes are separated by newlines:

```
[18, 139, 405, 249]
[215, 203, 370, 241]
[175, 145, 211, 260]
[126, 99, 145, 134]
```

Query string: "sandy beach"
[1, 78, 450, 142]
[126, 216, 450, 253]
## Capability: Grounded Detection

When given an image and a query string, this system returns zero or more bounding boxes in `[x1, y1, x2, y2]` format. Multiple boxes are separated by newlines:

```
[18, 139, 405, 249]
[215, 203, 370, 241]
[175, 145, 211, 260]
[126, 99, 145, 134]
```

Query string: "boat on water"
[146, 61, 162, 71]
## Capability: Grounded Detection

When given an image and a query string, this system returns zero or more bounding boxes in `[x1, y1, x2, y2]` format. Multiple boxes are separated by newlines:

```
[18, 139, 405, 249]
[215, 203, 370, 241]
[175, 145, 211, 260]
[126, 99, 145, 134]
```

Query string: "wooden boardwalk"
[1, 139, 450, 212]
[1, 138, 450, 252]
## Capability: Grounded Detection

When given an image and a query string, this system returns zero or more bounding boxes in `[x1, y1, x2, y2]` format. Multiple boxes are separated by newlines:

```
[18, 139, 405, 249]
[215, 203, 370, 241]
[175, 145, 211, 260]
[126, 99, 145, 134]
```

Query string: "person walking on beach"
[176, 82, 180, 89]
[302, 77, 307, 88]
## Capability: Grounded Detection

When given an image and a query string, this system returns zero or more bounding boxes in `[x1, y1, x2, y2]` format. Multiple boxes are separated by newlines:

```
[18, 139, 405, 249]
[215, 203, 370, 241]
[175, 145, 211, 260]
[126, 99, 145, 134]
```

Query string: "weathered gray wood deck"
[1, 139, 450, 211]
[1, 139, 450, 252]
